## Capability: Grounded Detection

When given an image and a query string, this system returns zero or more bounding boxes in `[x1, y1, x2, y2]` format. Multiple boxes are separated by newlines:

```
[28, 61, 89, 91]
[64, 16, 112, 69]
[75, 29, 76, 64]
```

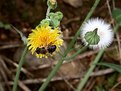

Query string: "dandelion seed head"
[81, 18, 114, 49]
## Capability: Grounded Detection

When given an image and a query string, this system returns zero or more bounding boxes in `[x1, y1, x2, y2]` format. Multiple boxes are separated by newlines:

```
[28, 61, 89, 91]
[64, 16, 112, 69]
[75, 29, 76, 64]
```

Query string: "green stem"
[38, 0, 100, 91]
[77, 49, 104, 91]
[46, 7, 51, 19]
[65, 46, 87, 60]
[12, 46, 28, 91]
[114, 24, 120, 33]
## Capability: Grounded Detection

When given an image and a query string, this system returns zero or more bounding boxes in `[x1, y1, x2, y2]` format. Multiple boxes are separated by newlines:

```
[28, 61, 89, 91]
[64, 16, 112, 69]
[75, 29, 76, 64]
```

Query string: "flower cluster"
[27, 25, 63, 58]
[81, 18, 114, 49]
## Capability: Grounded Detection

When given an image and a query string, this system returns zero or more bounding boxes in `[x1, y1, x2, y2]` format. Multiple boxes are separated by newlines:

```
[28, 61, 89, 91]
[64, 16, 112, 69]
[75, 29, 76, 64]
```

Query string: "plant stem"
[114, 24, 120, 33]
[65, 46, 87, 60]
[12, 46, 28, 91]
[46, 7, 51, 19]
[38, 0, 100, 91]
[77, 49, 104, 91]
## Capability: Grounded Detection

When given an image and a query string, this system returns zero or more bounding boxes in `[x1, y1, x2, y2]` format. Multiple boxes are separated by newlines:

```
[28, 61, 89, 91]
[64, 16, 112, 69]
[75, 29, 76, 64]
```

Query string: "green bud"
[49, 13, 55, 19]
[40, 19, 50, 26]
[84, 28, 100, 45]
[55, 12, 63, 21]
[47, 0, 57, 9]
[51, 19, 60, 28]
[49, 12, 63, 21]
[48, 12, 63, 28]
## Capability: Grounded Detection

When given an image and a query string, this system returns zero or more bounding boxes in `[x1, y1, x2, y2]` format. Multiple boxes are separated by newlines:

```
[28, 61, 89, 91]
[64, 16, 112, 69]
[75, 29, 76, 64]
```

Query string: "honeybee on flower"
[81, 18, 114, 49]
[27, 25, 63, 58]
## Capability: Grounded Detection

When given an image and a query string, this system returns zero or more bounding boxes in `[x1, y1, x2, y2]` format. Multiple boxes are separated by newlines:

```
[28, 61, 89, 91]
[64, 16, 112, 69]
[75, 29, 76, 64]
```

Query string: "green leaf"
[112, 8, 121, 25]
[107, 73, 117, 87]
[4, 24, 11, 30]
[95, 85, 105, 91]
[97, 62, 121, 73]
[0, 22, 4, 28]
[11, 25, 27, 45]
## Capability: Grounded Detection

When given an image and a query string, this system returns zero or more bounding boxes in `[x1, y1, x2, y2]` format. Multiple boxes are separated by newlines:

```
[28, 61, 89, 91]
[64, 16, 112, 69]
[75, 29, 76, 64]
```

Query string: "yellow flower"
[27, 25, 63, 58]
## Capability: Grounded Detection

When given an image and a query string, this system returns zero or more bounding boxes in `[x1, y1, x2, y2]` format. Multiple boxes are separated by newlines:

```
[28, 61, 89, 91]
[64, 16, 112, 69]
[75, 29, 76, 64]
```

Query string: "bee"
[35, 45, 56, 54]
[47, 45, 56, 53]
[35, 47, 47, 54]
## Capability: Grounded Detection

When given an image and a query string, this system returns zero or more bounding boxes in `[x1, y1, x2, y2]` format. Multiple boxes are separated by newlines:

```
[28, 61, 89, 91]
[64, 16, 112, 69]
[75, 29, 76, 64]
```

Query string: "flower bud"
[40, 19, 50, 27]
[47, 0, 57, 9]
[49, 0, 56, 5]
[49, 12, 63, 28]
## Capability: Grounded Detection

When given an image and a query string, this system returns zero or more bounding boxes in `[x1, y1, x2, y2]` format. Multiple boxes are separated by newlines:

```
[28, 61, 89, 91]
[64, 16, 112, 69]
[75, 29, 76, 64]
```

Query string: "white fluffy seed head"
[81, 18, 114, 49]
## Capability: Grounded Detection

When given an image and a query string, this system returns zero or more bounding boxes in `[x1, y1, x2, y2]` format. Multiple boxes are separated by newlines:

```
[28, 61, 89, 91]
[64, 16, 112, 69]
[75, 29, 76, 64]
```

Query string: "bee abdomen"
[35, 47, 47, 54]
[47, 45, 56, 53]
